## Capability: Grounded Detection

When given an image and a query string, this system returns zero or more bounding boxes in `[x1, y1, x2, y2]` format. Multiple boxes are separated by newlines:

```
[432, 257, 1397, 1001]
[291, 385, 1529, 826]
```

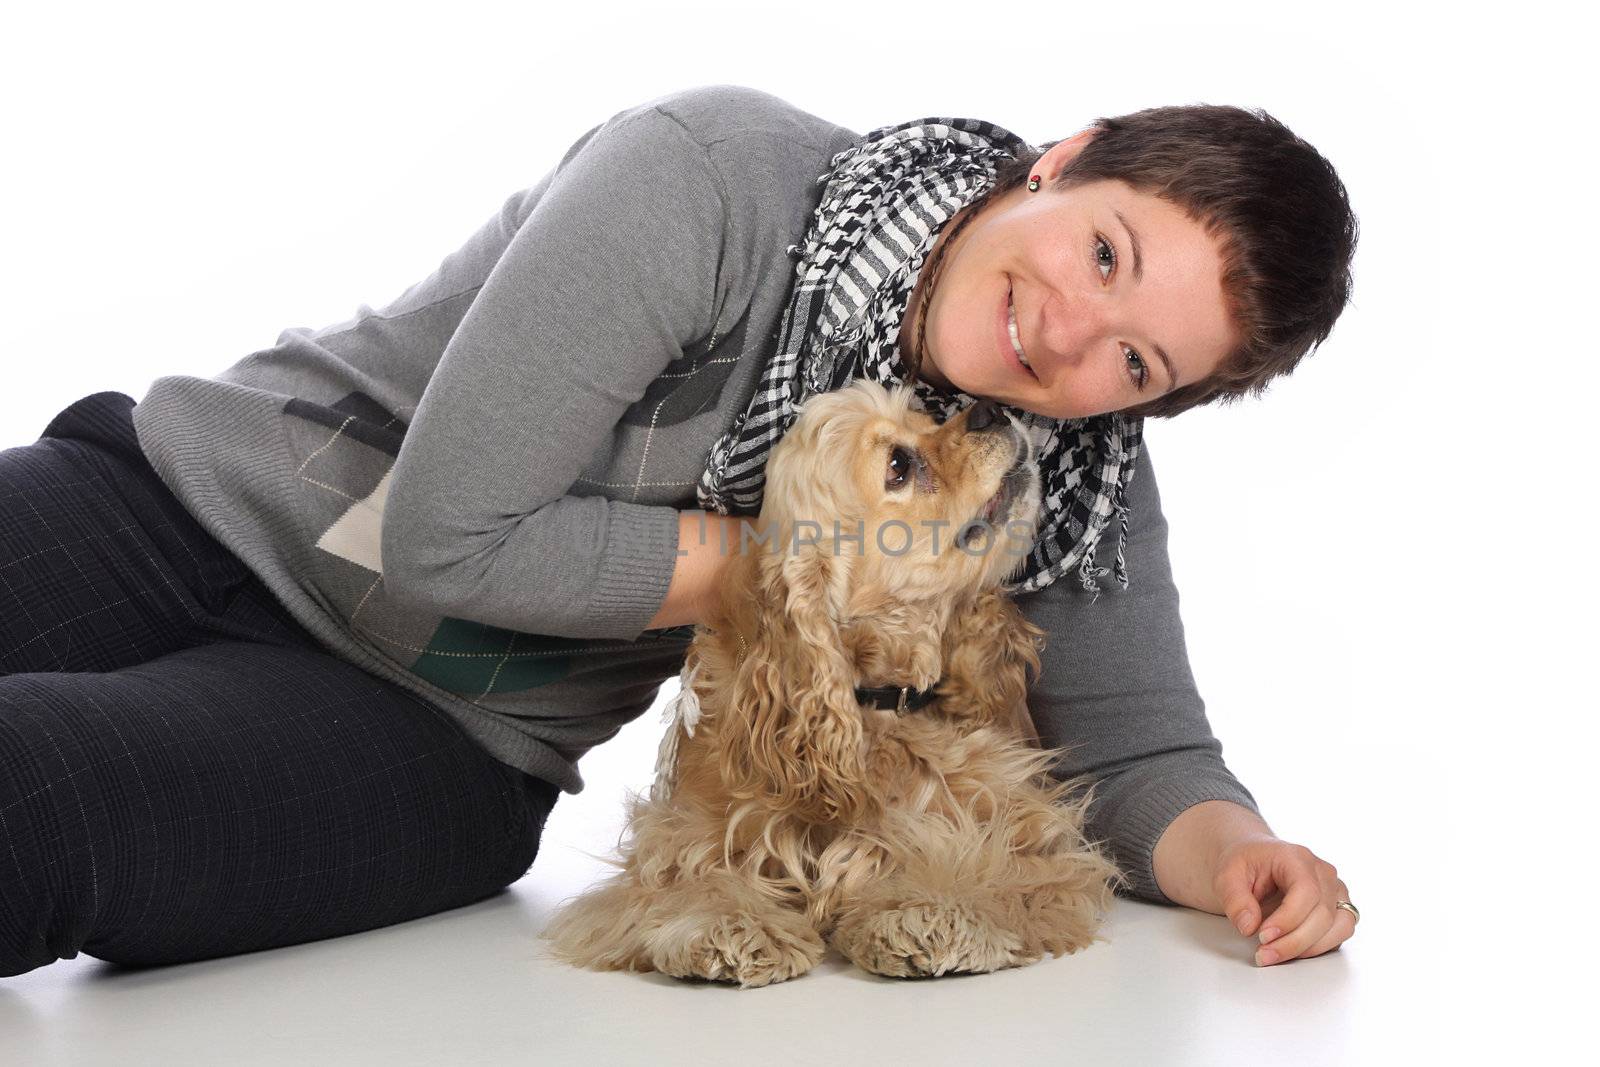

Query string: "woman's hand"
[647, 511, 756, 630]
[1152, 802, 1357, 967]
[1215, 836, 1358, 966]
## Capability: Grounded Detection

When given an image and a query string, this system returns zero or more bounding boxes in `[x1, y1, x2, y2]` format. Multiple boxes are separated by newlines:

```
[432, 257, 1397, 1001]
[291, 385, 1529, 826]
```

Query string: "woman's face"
[903, 133, 1239, 420]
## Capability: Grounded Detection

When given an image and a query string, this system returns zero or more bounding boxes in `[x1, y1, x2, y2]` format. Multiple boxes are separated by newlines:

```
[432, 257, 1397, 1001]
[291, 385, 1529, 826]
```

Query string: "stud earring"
[1027, 174, 1041, 192]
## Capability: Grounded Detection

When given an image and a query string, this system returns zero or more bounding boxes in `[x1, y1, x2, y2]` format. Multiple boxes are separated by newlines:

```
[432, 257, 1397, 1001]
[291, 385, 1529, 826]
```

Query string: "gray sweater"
[130, 84, 1258, 904]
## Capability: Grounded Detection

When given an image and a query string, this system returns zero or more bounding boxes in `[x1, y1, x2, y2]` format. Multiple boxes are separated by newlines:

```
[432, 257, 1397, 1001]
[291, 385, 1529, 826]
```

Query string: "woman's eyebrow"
[1114, 210, 1181, 391]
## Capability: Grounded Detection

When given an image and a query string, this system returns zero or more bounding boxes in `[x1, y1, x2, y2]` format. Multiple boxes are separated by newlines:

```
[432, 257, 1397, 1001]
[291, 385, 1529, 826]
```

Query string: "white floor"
[1, 698, 1451, 1067]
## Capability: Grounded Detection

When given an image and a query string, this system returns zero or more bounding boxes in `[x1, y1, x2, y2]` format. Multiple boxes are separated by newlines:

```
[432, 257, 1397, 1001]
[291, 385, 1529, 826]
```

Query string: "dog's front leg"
[822, 812, 1042, 979]
[823, 772, 1119, 979]
[639, 865, 825, 989]
[541, 795, 824, 989]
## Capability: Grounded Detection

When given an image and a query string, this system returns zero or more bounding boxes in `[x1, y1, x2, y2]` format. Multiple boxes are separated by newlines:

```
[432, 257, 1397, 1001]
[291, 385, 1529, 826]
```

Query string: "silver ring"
[1335, 900, 1360, 924]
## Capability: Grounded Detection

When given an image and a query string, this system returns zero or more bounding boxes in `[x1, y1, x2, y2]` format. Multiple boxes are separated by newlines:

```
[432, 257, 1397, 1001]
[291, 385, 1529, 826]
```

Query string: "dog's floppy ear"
[938, 590, 1045, 744]
[714, 545, 870, 824]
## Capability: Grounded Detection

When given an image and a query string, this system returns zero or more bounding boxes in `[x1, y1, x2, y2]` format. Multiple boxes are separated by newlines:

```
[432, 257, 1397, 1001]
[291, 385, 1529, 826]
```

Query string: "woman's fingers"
[1258, 868, 1354, 966]
[1217, 869, 1270, 937]
[1293, 900, 1357, 961]
[1212, 839, 1283, 937]
[1255, 857, 1323, 945]
[1256, 902, 1334, 966]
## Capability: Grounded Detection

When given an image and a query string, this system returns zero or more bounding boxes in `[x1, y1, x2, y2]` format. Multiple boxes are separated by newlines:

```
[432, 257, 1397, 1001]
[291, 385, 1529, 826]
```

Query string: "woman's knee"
[0, 678, 112, 977]
[496, 773, 561, 887]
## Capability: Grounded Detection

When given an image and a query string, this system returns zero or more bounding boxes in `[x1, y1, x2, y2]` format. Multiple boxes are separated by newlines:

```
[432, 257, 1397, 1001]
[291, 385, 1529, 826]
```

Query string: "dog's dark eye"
[886, 446, 912, 490]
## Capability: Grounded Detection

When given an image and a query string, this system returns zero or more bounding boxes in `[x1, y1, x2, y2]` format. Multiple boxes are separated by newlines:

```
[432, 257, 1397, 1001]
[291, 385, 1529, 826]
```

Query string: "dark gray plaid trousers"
[0, 391, 559, 977]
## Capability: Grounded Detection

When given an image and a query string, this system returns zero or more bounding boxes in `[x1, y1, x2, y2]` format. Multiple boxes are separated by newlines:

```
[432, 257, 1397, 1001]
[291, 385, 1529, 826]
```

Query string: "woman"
[0, 84, 1358, 977]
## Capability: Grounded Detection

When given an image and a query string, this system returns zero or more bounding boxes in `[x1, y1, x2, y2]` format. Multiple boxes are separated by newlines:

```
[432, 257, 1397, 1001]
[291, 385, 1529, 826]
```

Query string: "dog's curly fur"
[541, 380, 1124, 986]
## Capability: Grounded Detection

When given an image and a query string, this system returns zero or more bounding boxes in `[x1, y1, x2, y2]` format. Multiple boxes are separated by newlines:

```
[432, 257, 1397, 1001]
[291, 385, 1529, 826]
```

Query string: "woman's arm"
[1015, 443, 1261, 905]
[1018, 445, 1357, 965]
[379, 101, 728, 642]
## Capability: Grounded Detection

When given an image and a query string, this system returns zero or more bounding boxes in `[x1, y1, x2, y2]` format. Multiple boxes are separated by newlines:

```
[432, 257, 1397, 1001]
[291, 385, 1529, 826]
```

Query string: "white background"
[1, 1, 1591, 1063]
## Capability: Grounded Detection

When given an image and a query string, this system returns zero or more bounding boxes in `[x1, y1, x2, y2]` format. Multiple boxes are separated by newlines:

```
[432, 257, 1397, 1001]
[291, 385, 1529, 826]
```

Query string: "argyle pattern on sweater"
[281, 390, 696, 703]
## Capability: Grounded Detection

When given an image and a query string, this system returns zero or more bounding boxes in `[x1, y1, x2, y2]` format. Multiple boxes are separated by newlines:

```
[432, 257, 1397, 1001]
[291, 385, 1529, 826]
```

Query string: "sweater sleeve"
[1016, 442, 1261, 905]
[380, 103, 726, 641]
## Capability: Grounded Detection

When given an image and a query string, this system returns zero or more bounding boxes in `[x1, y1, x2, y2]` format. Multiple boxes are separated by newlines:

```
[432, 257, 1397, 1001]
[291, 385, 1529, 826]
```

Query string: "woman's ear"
[713, 546, 870, 824]
[1038, 125, 1100, 184]
[938, 590, 1045, 743]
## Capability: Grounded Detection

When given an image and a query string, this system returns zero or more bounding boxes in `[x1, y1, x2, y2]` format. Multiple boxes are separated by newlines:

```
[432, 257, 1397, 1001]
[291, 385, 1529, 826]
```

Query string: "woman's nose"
[1038, 289, 1103, 371]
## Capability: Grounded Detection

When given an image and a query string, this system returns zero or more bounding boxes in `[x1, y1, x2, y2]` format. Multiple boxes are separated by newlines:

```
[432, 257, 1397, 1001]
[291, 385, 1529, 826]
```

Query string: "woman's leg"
[0, 638, 559, 977]
[1, 391, 559, 977]
[2, 391, 307, 676]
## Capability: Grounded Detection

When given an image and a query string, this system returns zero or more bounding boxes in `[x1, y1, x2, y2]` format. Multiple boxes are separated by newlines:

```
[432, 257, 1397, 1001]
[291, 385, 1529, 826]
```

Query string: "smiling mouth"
[1007, 286, 1036, 376]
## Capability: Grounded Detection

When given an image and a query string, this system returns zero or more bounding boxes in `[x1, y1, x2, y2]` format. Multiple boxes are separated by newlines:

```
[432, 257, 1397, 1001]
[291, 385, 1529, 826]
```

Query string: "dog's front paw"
[831, 900, 1038, 979]
[650, 907, 825, 989]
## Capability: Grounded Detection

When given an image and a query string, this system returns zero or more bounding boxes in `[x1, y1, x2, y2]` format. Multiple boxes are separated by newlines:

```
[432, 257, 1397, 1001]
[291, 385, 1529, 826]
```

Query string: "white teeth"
[1006, 293, 1032, 369]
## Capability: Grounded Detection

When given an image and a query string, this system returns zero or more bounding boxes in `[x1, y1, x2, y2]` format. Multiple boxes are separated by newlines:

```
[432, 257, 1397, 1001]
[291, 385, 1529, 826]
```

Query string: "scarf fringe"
[1075, 460, 1137, 604]
[1113, 465, 1133, 589]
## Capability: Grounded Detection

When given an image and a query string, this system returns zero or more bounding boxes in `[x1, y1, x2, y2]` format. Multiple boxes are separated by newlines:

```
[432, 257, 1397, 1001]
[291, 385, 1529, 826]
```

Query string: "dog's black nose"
[965, 399, 1000, 432]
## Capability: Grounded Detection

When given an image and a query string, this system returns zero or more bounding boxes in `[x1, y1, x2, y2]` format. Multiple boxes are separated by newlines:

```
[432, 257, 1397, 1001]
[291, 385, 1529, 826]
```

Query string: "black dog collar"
[715, 625, 942, 716]
[854, 683, 941, 715]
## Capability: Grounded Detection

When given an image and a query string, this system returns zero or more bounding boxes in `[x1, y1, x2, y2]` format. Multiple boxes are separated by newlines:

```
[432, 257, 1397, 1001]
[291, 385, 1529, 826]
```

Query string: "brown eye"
[886, 446, 912, 489]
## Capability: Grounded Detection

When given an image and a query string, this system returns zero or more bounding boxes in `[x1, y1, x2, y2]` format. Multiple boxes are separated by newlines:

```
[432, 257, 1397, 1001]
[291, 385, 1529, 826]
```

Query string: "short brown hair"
[977, 105, 1359, 419]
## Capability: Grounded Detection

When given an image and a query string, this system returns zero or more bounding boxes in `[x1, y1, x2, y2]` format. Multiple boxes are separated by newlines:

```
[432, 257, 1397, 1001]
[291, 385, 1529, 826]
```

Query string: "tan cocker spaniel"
[542, 379, 1123, 986]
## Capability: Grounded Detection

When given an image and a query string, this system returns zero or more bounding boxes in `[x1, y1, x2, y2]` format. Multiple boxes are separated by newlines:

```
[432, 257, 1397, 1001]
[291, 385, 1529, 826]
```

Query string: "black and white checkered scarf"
[694, 116, 1144, 598]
